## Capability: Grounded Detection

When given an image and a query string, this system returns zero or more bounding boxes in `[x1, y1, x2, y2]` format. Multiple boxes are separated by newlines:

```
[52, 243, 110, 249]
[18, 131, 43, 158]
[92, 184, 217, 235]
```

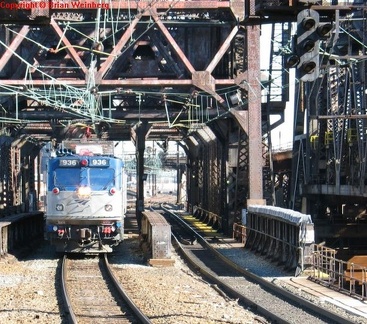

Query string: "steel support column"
[247, 24, 265, 205]
[133, 121, 151, 231]
[185, 135, 200, 214]
[0, 136, 12, 216]
[196, 127, 220, 215]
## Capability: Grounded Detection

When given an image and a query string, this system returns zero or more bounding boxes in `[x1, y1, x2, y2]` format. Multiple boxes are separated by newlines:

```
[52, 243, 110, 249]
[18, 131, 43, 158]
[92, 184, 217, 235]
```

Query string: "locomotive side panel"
[45, 155, 126, 253]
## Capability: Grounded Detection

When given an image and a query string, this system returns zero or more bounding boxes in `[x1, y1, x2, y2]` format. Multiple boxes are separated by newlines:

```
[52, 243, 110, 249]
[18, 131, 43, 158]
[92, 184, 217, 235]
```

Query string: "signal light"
[109, 187, 116, 195]
[80, 159, 88, 167]
[52, 187, 60, 195]
[293, 9, 335, 82]
[286, 54, 300, 68]
[296, 9, 320, 82]
[303, 40, 316, 53]
[302, 17, 316, 30]
[317, 23, 333, 38]
[301, 61, 316, 74]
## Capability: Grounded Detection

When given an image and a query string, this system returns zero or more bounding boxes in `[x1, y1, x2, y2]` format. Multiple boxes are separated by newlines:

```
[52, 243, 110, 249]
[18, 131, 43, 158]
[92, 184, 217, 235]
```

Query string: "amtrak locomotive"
[45, 141, 127, 253]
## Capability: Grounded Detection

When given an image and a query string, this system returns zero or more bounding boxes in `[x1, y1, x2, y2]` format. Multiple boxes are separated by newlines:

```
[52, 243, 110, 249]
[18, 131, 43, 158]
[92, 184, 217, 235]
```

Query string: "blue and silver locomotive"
[45, 141, 127, 253]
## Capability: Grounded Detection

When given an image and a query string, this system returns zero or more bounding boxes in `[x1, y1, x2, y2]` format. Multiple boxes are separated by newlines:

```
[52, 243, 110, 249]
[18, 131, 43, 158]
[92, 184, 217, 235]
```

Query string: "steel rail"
[60, 254, 152, 324]
[103, 254, 152, 324]
[160, 205, 356, 324]
[61, 255, 78, 324]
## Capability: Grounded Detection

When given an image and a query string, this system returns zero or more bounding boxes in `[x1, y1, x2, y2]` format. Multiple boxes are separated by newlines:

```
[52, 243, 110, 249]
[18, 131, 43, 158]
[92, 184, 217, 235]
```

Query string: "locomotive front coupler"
[77, 228, 92, 241]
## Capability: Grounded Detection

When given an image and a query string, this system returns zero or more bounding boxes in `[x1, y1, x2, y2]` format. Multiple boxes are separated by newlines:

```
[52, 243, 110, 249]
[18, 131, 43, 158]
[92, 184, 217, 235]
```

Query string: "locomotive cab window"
[89, 168, 117, 190]
[53, 169, 80, 189]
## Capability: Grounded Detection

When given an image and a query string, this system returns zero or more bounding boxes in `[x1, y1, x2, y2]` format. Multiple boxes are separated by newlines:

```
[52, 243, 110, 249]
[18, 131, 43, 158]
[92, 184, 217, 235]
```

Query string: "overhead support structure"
[0, 0, 296, 230]
[131, 121, 151, 230]
[246, 23, 265, 206]
[0, 1, 246, 141]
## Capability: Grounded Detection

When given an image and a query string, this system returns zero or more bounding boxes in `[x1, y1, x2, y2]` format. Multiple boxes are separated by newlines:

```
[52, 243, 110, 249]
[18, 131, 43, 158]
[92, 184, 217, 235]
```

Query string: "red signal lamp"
[52, 187, 60, 195]
[80, 159, 88, 167]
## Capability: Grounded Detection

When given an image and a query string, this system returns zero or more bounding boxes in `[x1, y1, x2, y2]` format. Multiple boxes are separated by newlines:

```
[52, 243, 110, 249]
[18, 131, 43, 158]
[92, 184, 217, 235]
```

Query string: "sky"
[260, 24, 295, 149]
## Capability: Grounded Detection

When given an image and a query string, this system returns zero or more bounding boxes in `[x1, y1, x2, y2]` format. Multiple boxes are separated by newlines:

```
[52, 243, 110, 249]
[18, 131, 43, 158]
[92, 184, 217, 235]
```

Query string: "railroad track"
[60, 254, 151, 324]
[159, 205, 356, 324]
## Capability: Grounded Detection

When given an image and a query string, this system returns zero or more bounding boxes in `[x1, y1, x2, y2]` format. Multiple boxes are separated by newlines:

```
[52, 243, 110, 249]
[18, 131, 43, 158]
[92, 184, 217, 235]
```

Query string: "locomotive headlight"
[77, 186, 91, 198]
[105, 204, 113, 212]
[52, 225, 58, 232]
[56, 204, 64, 211]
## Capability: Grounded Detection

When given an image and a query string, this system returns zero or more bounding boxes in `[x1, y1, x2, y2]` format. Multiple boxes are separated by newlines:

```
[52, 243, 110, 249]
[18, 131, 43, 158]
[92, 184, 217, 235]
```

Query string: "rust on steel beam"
[0, 26, 29, 72]
[206, 26, 239, 74]
[249, 0, 256, 16]
[230, 109, 248, 134]
[50, 19, 88, 76]
[16, 110, 202, 120]
[190, 25, 240, 105]
[149, 8, 236, 105]
[96, 14, 142, 81]
[150, 9, 195, 75]
[315, 115, 367, 120]
[0, 79, 237, 87]
[105, 1, 231, 10]
[247, 24, 264, 204]
[191, 71, 225, 105]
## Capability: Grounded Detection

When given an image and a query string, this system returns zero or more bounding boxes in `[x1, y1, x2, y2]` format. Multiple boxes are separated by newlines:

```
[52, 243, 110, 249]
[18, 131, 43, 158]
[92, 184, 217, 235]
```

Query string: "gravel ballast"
[0, 239, 261, 324]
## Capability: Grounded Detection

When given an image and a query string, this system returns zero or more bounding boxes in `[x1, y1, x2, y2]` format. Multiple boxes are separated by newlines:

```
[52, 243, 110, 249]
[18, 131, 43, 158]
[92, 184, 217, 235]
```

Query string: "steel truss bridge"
[0, 1, 366, 248]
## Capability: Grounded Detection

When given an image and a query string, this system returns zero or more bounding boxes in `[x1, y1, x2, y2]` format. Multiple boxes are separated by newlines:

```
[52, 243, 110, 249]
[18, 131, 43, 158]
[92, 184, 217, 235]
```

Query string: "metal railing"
[310, 244, 367, 300]
[193, 207, 222, 231]
[233, 223, 246, 244]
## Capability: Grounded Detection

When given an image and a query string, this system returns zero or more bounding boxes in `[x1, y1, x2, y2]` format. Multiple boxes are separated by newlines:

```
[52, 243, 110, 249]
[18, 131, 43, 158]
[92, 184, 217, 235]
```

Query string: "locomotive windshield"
[54, 169, 80, 188]
[89, 168, 116, 190]
[52, 167, 118, 190]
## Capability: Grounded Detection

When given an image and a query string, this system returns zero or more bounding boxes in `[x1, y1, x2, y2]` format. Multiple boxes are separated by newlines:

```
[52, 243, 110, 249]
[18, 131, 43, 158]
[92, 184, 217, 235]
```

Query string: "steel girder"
[227, 112, 250, 223]
[0, 136, 12, 215]
[0, 1, 298, 223]
[185, 114, 261, 231]
[0, 135, 40, 216]
[185, 123, 232, 233]
[0, 1, 246, 142]
[185, 126, 221, 211]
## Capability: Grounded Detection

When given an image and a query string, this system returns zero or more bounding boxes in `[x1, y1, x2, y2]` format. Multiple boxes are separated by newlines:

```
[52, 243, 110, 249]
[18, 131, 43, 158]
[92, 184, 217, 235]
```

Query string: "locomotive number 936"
[45, 152, 127, 254]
